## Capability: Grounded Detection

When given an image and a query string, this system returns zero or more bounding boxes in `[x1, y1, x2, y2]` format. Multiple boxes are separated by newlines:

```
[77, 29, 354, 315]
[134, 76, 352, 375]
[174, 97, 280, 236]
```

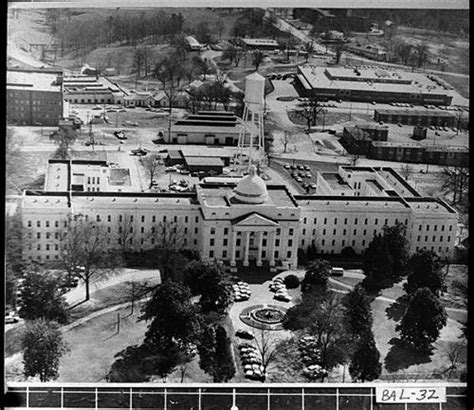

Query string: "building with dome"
[20, 163, 458, 272]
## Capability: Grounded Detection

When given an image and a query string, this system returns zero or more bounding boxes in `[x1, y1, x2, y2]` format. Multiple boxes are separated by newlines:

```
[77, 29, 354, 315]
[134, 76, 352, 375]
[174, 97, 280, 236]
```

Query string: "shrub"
[284, 274, 300, 289]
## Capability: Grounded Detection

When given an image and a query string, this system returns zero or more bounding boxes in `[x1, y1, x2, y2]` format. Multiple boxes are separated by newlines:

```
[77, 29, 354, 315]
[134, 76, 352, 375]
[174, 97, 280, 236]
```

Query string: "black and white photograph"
[4, 0, 469, 408]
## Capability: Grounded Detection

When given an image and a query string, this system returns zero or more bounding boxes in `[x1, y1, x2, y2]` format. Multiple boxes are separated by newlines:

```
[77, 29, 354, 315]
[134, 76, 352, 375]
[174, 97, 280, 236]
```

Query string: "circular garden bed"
[239, 304, 288, 330]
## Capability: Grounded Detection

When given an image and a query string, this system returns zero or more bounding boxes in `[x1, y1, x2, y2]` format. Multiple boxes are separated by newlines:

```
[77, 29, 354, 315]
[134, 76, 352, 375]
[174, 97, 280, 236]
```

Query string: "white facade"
[20, 165, 457, 267]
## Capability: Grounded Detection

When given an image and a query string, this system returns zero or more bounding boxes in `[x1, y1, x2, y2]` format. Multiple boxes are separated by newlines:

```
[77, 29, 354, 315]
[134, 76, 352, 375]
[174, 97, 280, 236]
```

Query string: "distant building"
[374, 109, 456, 127]
[239, 38, 280, 50]
[124, 91, 158, 108]
[62, 75, 129, 105]
[320, 30, 345, 43]
[296, 65, 453, 105]
[368, 142, 468, 166]
[166, 111, 253, 145]
[345, 43, 387, 61]
[7, 68, 64, 126]
[341, 124, 388, 154]
[186, 36, 205, 50]
[21, 165, 458, 267]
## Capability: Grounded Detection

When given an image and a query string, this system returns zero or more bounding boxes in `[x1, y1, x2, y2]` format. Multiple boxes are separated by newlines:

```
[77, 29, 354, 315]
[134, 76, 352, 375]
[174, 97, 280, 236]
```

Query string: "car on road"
[179, 169, 190, 175]
[331, 267, 344, 277]
[5, 311, 20, 324]
[284, 164, 291, 169]
[274, 291, 292, 302]
[165, 166, 177, 172]
[428, 126, 435, 130]
[371, 101, 376, 105]
[452, 127, 458, 132]
[236, 329, 254, 340]
[442, 126, 449, 132]
[397, 123, 403, 127]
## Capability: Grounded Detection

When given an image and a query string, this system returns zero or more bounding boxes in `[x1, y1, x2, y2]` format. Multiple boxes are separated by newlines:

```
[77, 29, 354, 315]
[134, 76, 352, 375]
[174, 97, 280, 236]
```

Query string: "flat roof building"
[62, 75, 129, 105]
[21, 163, 457, 269]
[296, 65, 453, 105]
[239, 38, 280, 50]
[7, 69, 64, 126]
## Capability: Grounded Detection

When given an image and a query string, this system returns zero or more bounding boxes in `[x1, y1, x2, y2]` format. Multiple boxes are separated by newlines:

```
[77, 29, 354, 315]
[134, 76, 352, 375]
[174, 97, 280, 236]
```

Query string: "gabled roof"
[232, 212, 279, 227]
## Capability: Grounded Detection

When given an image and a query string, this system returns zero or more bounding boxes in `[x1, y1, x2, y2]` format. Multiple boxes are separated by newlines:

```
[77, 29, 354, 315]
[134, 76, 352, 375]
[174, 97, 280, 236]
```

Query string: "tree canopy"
[343, 284, 373, 339]
[17, 268, 70, 324]
[349, 334, 382, 382]
[396, 287, 447, 351]
[404, 250, 445, 296]
[362, 233, 394, 291]
[22, 319, 69, 382]
[301, 258, 331, 294]
[140, 280, 200, 351]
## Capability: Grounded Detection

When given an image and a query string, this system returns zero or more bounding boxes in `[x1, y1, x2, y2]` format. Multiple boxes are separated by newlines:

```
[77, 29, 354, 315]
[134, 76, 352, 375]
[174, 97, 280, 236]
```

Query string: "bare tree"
[441, 166, 469, 205]
[400, 164, 413, 181]
[117, 214, 138, 254]
[252, 329, 281, 382]
[153, 54, 189, 140]
[252, 50, 264, 71]
[297, 96, 325, 133]
[50, 128, 77, 160]
[280, 131, 294, 153]
[141, 154, 163, 188]
[59, 214, 121, 302]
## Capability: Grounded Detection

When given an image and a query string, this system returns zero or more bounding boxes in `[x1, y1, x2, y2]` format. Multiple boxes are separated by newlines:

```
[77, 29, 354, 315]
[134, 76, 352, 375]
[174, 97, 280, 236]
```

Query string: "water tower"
[236, 72, 266, 171]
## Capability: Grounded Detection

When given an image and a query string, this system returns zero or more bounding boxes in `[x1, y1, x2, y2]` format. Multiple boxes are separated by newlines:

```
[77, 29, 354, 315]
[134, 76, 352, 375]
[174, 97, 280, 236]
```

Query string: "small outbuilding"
[184, 156, 224, 173]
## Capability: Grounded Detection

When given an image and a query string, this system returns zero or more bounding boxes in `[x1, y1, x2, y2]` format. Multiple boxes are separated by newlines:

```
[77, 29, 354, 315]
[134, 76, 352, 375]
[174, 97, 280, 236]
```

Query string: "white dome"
[233, 165, 268, 204]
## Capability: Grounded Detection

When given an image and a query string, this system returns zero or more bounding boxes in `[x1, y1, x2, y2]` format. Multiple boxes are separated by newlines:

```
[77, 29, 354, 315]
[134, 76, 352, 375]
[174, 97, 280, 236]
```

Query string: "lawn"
[287, 110, 374, 128]
[58, 307, 147, 382]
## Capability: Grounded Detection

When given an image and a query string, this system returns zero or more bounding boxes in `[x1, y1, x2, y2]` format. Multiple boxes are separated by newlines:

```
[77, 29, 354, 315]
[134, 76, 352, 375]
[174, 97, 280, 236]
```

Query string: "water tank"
[244, 72, 265, 107]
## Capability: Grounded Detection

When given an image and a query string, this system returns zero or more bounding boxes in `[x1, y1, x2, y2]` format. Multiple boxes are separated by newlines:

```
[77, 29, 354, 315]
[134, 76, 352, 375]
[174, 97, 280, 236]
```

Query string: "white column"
[256, 231, 264, 267]
[243, 231, 250, 267]
[230, 230, 237, 266]
[269, 231, 276, 267]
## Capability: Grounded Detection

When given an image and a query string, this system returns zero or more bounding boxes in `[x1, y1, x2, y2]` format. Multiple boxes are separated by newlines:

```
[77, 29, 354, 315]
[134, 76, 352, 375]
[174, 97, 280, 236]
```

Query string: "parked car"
[397, 123, 403, 127]
[165, 166, 177, 172]
[5, 311, 20, 324]
[236, 329, 254, 340]
[331, 267, 344, 277]
[284, 164, 291, 169]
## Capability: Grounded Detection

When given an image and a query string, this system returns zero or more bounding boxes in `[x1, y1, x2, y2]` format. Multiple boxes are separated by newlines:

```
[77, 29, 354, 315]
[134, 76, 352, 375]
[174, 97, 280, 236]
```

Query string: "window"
[274, 251, 279, 259]
[37, 244, 41, 250]
[163, 216, 167, 222]
[419, 225, 422, 231]
[55, 244, 59, 251]
[28, 221, 32, 227]
[344, 218, 347, 225]
[332, 229, 336, 235]
[288, 239, 293, 247]
[323, 229, 326, 235]
[222, 250, 227, 258]
[107, 215, 111, 222]
[130, 216, 134, 222]
[352, 240, 355, 246]
[185, 216, 188, 223]
[322, 239, 325, 246]
[275, 239, 280, 247]
[441, 225, 445, 232]
[97, 215, 101, 222]
[440, 236, 443, 242]
[384, 218, 388, 225]
[364, 218, 368, 225]
[37, 221, 41, 228]
[209, 250, 214, 258]
[303, 218, 307, 224]
[46, 233, 50, 239]
[312, 229, 316, 235]
[141, 227, 145, 234]
[417, 236, 421, 241]
[184, 227, 188, 234]
[87, 177, 91, 184]
[210, 228, 216, 235]
[334, 218, 337, 224]
[224, 227, 229, 235]
[55, 232, 59, 239]
[289, 228, 294, 236]
[195, 216, 199, 223]
[426, 225, 430, 232]
[46, 221, 50, 227]
[314, 218, 317, 224]
[236, 239, 241, 246]
[342, 239, 345, 246]
[119, 215, 123, 222]
[141, 216, 145, 223]
[195, 228, 198, 234]
[449, 225, 453, 232]
[174, 216, 177, 223]
[374, 219, 378, 225]
[302, 229, 306, 235]
[276, 229, 281, 236]
[425, 236, 428, 242]
[37, 232, 41, 239]
[353, 229, 357, 235]
[223, 238, 228, 246]
[324, 218, 327, 225]
[46, 244, 50, 251]
[287, 251, 292, 258]
[447, 236, 451, 242]
[354, 218, 358, 225]
[343, 229, 346, 235]
[152, 216, 156, 223]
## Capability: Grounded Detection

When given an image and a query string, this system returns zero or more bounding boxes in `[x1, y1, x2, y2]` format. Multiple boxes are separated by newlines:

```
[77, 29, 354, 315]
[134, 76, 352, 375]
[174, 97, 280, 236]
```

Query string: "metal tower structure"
[236, 71, 266, 172]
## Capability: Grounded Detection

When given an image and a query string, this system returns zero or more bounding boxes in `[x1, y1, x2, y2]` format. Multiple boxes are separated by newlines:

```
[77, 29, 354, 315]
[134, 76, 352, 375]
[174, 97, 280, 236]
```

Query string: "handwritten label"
[375, 387, 446, 403]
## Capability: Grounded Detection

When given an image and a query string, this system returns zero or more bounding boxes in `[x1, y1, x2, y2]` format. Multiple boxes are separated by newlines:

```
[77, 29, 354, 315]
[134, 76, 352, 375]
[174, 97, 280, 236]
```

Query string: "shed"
[184, 156, 224, 173]
[165, 150, 185, 166]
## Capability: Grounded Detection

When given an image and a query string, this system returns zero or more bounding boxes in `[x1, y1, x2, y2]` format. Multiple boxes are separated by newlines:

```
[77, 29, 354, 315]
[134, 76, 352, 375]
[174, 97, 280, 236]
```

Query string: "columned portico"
[243, 231, 251, 266]
[256, 231, 264, 266]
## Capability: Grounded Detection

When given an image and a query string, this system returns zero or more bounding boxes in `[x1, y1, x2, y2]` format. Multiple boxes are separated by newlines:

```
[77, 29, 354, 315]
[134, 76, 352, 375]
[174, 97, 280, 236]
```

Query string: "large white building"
[20, 163, 458, 270]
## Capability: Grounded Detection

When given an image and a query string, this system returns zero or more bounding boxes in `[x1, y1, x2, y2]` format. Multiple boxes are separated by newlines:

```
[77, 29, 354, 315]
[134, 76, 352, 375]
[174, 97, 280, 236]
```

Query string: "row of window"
[209, 250, 292, 260]
[302, 216, 407, 226]
[417, 235, 451, 243]
[209, 228, 293, 237]
[27, 215, 200, 228]
[208, 237, 290, 249]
